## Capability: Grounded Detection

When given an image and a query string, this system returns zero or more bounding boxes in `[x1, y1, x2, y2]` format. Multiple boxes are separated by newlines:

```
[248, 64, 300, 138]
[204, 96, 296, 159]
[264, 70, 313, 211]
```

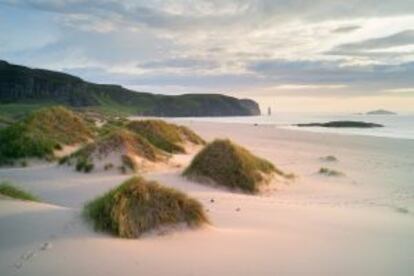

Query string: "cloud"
[383, 87, 414, 95]
[247, 59, 414, 94]
[329, 30, 414, 53]
[62, 65, 263, 91]
[272, 84, 347, 90]
[1, 0, 414, 102]
[331, 25, 361, 33]
[4, 1, 414, 31]
[137, 58, 218, 71]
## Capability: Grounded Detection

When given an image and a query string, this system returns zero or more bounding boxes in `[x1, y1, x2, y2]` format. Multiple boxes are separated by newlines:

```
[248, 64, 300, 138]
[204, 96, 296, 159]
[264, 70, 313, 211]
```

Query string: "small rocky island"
[366, 109, 397, 115]
[296, 121, 384, 128]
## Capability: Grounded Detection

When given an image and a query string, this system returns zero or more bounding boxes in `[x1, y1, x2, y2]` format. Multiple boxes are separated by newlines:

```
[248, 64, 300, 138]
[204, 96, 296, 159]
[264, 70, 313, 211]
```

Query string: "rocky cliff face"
[239, 99, 261, 116]
[0, 60, 260, 117]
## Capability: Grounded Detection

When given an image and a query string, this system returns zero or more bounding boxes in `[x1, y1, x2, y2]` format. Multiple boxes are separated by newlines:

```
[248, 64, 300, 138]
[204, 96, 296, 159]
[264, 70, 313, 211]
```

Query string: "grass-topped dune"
[0, 182, 38, 201]
[83, 176, 208, 238]
[60, 128, 167, 173]
[127, 120, 205, 154]
[0, 106, 93, 165]
[184, 139, 291, 193]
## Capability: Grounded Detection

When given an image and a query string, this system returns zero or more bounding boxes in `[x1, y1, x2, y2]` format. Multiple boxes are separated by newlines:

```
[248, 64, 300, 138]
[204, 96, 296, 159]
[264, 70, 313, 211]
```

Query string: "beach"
[1, 121, 414, 276]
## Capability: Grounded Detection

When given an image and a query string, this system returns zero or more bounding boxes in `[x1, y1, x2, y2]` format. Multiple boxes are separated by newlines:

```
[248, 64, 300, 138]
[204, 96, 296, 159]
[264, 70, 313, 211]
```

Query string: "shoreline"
[168, 118, 414, 144]
[159, 114, 414, 141]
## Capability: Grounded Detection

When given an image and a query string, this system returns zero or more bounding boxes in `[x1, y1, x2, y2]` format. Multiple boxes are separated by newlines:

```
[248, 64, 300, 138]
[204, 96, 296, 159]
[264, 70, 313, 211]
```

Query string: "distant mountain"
[366, 109, 397, 115]
[0, 60, 260, 117]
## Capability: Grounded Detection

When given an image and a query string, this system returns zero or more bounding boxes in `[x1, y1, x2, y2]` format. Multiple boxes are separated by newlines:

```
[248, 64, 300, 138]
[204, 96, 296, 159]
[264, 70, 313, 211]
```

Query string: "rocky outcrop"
[296, 121, 384, 128]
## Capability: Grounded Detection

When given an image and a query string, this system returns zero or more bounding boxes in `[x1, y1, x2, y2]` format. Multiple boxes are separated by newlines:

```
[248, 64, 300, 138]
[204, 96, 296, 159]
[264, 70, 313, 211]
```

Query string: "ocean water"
[172, 113, 414, 140]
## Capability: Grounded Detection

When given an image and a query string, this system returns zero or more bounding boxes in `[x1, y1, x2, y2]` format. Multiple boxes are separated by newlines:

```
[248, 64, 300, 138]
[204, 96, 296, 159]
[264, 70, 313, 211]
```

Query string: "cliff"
[0, 60, 260, 117]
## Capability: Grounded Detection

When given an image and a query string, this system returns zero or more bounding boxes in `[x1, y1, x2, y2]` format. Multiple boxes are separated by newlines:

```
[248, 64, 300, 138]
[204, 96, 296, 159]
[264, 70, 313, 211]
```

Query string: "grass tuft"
[318, 167, 344, 177]
[0, 182, 38, 201]
[83, 176, 208, 238]
[127, 120, 205, 153]
[320, 155, 338, 162]
[183, 139, 287, 193]
[75, 158, 94, 173]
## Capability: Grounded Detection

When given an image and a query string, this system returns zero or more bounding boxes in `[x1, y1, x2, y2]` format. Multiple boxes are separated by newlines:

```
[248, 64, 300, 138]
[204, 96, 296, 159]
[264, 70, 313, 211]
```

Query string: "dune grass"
[83, 176, 208, 238]
[0, 122, 57, 164]
[61, 128, 165, 173]
[0, 106, 93, 165]
[127, 120, 205, 153]
[0, 182, 38, 201]
[75, 158, 94, 173]
[178, 125, 206, 145]
[24, 106, 94, 144]
[183, 139, 287, 193]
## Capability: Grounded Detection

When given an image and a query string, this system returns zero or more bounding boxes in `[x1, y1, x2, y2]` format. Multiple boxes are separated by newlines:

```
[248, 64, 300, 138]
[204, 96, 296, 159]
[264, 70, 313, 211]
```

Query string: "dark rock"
[366, 109, 397, 115]
[296, 121, 383, 128]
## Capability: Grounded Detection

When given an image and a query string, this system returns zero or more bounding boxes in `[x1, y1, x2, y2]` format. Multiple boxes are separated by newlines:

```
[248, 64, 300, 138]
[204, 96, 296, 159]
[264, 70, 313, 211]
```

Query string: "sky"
[1, 0, 414, 112]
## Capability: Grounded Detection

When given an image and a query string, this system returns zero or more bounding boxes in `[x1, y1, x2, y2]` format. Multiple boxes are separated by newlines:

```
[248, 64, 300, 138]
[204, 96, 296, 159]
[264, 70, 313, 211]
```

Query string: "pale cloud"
[331, 25, 361, 33]
[271, 84, 347, 90]
[328, 30, 414, 55]
[383, 88, 414, 94]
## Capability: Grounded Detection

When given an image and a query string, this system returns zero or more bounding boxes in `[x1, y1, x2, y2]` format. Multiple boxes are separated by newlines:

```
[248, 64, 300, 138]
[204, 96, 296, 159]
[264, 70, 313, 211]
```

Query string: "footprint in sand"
[12, 215, 81, 273]
[40, 242, 52, 251]
[13, 241, 53, 272]
[21, 250, 36, 261]
[13, 261, 22, 269]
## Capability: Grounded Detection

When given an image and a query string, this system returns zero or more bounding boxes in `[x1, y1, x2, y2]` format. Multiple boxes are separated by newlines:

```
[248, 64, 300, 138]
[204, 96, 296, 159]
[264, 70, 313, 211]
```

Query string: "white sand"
[1, 121, 414, 276]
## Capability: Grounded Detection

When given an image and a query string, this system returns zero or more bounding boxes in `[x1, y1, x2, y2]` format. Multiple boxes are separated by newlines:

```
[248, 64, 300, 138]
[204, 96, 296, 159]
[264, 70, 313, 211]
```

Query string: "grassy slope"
[0, 102, 134, 120]
[127, 120, 205, 153]
[184, 139, 282, 193]
[0, 115, 14, 126]
[24, 106, 93, 144]
[0, 102, 57, 120]
[0, 106, 93, 164]
[0, 182, 38, 201]
[84, 176, 208, 238]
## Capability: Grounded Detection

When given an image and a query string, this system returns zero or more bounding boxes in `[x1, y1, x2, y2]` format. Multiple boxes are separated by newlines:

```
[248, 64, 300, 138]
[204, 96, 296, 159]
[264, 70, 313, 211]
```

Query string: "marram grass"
[0, 106, 93, 165]
[0, 182, 38, 201]
[83, 177, 208, 238]
[61, 128, 166, 173]
[127, 120, 205, 153]
[184, 139, 289, 193]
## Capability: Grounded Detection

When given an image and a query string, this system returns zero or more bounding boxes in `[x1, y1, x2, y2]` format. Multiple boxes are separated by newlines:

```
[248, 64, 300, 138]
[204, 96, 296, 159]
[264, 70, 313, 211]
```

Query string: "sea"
[171, 112, 414, 140]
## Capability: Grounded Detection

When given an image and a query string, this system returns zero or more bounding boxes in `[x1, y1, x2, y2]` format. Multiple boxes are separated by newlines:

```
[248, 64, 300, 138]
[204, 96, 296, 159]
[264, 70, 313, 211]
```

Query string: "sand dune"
[1, 121, 414, 275]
